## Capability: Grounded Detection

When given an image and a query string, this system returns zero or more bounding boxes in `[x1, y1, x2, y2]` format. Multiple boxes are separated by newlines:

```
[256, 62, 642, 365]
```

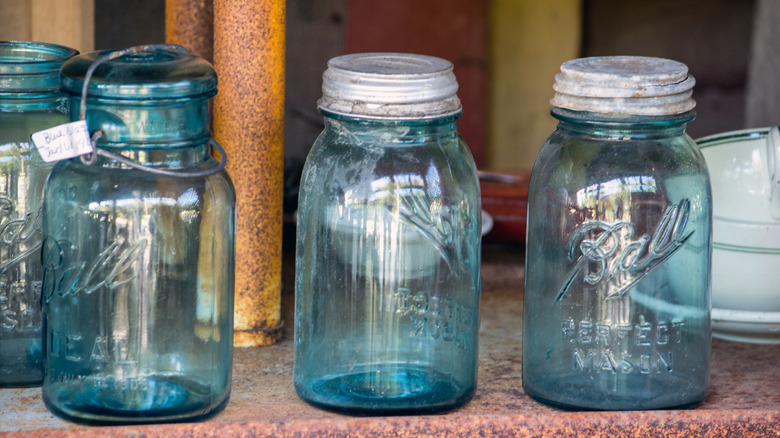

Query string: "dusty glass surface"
[523, 108, 712, 410]
[41, 47, 235, 424]
[294, 114, 482, 414]
[0, 41, 76, 387]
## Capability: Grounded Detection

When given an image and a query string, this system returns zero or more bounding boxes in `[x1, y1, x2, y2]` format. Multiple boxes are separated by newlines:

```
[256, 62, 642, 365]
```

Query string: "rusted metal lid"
[318, 52, 461, 119]
[551, 56, 696, 115]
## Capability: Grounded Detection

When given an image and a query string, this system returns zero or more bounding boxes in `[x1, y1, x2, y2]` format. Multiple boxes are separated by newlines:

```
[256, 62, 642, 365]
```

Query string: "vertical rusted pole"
[165, 0, 214, 62]
[213, 0, 285, 346]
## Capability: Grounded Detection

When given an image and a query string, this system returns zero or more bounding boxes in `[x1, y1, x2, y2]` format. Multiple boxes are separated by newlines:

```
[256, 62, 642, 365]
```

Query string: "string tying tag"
[31, 120, 93, 163]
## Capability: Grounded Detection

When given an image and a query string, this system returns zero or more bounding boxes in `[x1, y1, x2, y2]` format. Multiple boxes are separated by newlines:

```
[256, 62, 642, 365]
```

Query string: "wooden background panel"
[0, 0, 93, 52]
[95, 0, 164, 50]
[583, 0, 754, 139]
[488, 0, 582, 171]
[284, 0, 347, 165]
[345, 0, 488, 168]
[31, 0, 94, 52]
[0, 2, 32, 41]
[746, 0, 780, 128]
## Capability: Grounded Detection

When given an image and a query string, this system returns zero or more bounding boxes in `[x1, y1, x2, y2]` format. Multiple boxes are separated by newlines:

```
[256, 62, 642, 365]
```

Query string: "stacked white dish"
[699, 127, 780, 343]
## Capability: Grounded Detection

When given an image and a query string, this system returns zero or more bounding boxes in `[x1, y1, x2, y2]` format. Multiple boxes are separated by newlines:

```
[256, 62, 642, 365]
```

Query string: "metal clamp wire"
[78, 44, 226, 178]
[81, 130, 227, 178]
[79, 44, 188, 121]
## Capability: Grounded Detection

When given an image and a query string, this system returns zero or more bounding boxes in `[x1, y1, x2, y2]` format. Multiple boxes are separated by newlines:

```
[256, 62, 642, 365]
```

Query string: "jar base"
[43, 374, 229, 424]
[0, 338, 43, 387]
[523, 372, 708, 411]
[0, 363, 42, 388]
[296, 366, 474, 414]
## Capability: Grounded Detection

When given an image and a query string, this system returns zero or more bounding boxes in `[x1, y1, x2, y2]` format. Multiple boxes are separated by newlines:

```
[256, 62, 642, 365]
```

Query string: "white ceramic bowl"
[698, 127, 780, 343]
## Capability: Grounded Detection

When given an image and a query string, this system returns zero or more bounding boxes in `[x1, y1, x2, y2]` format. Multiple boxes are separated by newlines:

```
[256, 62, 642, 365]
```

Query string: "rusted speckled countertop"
[1, 247, 778, 437]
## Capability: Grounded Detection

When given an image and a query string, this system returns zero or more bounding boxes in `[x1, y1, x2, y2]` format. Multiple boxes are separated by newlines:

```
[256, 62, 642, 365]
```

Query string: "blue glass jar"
[294, 53, 482, 414]
[41, 47, 235, 423]
[0, 41, 77, 387]
[523, 56, 712, 410]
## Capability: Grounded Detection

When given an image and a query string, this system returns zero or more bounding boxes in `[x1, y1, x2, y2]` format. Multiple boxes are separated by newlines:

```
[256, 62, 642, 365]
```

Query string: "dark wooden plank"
[344, 0, 488, 167]
[746, 0, 780, 128]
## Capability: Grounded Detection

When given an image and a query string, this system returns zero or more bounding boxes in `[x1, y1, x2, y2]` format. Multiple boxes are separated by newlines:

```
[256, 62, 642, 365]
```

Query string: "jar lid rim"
[318, 52, 462, 119]
[552, 56, 696, 115]
[0, 41, 77, 68]
[60, 48, 216, 100]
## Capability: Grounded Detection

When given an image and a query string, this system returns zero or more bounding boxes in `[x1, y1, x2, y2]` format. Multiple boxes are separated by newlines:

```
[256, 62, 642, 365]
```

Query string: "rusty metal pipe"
[213, 0, 285, 346]
[165, 0, 214, 62]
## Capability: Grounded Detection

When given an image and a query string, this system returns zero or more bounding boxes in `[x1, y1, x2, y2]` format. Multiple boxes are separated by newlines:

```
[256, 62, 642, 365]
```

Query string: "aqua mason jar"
[294, 53, 482, 414]
[41, 46, 235, 423]
[0, 41, 77, 387]
[523, 56, 712, 410]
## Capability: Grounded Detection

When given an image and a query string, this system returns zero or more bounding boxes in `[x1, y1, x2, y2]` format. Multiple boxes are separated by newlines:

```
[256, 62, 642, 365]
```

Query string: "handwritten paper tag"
[31, 121, 93, 163]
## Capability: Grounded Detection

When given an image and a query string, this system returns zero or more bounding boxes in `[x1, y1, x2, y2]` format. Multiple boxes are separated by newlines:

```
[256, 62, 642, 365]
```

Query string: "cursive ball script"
[555, 199, 694, 302]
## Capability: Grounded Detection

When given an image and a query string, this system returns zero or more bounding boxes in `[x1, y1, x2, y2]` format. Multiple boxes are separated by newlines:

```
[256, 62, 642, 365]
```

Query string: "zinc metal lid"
[318, 52, 461, 119]
[551, 56, 696, 115]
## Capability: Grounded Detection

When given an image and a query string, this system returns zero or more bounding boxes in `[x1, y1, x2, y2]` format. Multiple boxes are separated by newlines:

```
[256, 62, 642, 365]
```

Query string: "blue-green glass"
[523, 108, 712, 410]
[0, 41, 77, 387]
[41, 48, 235, 424]
[294, 114, 482, 414]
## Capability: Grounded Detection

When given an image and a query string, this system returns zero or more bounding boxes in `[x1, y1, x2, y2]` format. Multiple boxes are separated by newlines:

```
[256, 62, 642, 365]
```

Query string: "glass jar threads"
[523, 56, 712, 410]
[0, 41, 77, 387]
[41, 46, 235, 423]
[294, 53, 482, 413]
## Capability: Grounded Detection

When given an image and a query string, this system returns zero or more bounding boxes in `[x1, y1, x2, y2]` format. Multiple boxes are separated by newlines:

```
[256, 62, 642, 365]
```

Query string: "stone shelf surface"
[1, 248, 778, 437]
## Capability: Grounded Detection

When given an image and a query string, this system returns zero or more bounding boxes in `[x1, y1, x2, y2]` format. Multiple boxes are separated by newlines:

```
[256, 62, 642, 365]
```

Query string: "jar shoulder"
[304, 129, 477, 185]
[533, 131, 709, 188]
[46, 160, 236, 207]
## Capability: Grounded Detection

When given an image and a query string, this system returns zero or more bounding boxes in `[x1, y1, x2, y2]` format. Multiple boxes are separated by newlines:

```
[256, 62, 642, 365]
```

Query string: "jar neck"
[70, 95, 211, 149]
[93, 141, 212, 169]
[552, 107, 695, 139]
[322, 111, 460, 144]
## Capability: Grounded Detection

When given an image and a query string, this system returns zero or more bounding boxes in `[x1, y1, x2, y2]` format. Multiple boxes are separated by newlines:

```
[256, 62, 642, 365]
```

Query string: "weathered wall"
[94, 0, 164, 49]
[746, 0, 780, 128]
[487, 0, 582, 171]
[0, 0, 94, 52]
[344, 0, 489, 167]
[1, 0, 761, 171]
[583, 0, 754, 140]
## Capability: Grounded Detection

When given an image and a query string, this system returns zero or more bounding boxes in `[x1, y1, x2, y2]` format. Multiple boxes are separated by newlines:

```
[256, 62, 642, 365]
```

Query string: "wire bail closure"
[77, 44, 227, 178]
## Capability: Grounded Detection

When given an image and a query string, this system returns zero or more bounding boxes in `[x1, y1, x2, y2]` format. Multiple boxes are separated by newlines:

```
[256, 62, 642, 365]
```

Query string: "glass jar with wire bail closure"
[523, 56, 712, 410]
[41, 45, 235, 423]
[0, 41, 77, 387]
[294, 53, 482, 414]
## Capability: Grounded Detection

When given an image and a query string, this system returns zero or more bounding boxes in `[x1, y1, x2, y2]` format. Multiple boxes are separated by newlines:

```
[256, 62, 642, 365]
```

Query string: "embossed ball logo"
[555, 199, 694, 302]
